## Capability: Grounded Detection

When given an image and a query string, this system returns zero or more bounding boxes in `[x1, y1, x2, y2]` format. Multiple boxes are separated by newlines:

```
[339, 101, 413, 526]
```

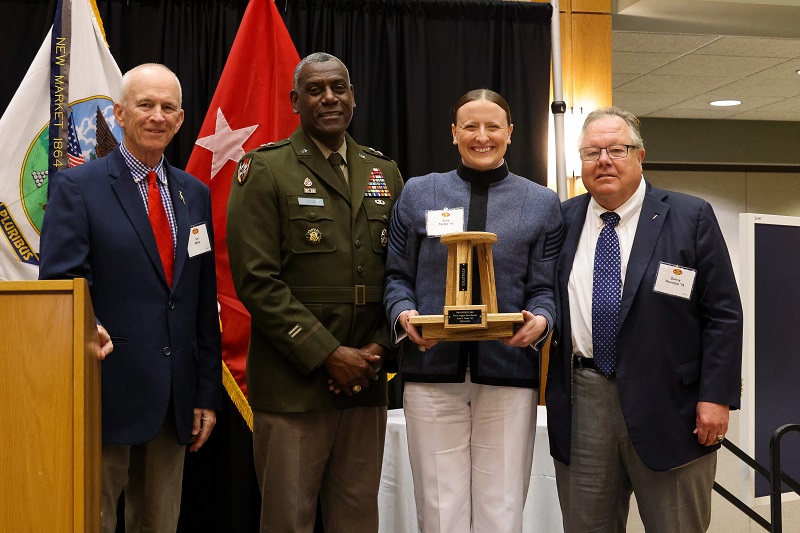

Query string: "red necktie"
[147, 171, 174, 287]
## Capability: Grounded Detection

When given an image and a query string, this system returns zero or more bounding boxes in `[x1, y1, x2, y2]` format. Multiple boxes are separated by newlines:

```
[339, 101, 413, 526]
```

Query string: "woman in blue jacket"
[384, 89, 563, 532]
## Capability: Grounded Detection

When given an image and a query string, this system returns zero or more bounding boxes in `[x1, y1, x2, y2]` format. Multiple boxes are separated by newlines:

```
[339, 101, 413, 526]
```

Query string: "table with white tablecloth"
[379, 405, 564, 532]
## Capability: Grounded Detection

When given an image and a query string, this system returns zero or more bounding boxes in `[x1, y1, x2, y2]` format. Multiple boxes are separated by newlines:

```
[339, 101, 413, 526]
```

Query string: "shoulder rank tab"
[256, 138, 291, 151]
[362, 146, 392, 161]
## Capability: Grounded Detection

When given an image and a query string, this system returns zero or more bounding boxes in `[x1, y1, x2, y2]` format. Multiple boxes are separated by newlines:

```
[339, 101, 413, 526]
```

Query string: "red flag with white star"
[185, 0, 300, 426]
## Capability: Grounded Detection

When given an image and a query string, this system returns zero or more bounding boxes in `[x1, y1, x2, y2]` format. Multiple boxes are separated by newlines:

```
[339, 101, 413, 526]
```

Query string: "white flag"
[0, 0, 122, 281]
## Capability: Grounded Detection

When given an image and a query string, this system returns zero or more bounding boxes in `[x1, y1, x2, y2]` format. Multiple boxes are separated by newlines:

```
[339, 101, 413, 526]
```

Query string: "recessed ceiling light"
[709, 100, 741, 107]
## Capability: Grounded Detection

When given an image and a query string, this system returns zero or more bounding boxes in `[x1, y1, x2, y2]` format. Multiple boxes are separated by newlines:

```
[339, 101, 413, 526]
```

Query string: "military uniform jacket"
[227, 127, 403, 413]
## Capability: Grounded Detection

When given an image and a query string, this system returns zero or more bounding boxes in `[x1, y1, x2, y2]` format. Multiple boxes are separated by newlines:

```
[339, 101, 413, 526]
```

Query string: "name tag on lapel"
[188, 223, 212, 257]
[426, 207, 464, 237]
[652, 262, 696, 300]
[298, 198, 325, 207]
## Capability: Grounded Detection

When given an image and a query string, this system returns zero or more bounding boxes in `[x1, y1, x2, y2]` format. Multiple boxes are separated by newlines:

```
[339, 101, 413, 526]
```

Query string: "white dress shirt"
[568, 177, 646, 358]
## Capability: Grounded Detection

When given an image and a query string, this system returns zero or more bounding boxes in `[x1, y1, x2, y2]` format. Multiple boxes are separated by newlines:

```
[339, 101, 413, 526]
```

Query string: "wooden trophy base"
[409, 310, 523, 341]
[409, 231, 523, 341]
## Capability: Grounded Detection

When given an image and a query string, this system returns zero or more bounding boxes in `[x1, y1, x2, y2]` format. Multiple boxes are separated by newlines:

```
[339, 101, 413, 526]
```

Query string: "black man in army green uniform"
[227, 52, 403, 533]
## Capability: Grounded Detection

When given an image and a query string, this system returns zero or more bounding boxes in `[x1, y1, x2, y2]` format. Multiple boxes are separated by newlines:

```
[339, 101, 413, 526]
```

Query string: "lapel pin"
[179, 191, 186, 205]
[652, 214, 658, 220]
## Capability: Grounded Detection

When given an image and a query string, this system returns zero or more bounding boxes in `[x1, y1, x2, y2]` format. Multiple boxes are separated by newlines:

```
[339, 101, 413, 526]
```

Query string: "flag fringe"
[88, 0, 109, 46]
[223, 361, 253, 431]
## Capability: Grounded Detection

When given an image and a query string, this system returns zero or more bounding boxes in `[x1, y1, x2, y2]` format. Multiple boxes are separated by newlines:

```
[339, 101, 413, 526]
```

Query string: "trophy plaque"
[408, 231, 523, 341]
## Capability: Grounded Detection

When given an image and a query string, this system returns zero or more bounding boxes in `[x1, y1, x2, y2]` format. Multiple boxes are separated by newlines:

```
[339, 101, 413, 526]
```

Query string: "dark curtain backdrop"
[282, 0, 552, 184]
[1, 0, 552, 531]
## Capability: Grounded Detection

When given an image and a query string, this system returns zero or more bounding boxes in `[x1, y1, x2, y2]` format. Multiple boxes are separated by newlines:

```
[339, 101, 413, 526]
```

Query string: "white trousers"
[404, 372, 537, 533]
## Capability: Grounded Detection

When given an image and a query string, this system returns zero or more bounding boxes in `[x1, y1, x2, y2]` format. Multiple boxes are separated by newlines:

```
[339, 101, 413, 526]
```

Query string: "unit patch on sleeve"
[236, 157, 252, 185]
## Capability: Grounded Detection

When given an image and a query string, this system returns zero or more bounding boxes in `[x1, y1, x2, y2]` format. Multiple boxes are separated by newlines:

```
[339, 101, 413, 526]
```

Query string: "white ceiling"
[612, 0, 800, 120]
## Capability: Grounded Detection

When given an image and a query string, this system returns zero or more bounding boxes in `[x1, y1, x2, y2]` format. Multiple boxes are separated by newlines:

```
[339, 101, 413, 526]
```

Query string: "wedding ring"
[352, 385, 362, 394]
[715, 434, 725, 443]
[418, 346, 426, 352]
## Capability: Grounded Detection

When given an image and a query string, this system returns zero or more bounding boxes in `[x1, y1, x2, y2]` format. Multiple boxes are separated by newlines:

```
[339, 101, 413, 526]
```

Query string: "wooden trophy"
[408, 231, 523, 340]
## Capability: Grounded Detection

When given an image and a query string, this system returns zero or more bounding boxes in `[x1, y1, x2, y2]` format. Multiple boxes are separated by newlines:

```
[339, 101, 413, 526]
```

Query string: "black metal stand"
[713, 426, 800, 532]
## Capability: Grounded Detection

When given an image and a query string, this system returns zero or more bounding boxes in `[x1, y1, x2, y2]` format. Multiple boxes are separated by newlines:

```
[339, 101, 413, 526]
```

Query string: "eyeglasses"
[578, 144, 638, 162]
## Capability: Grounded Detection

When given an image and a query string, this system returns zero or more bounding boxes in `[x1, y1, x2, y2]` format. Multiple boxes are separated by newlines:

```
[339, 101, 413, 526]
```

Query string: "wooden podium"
[0, 279, 101, 532]
[409, 232, 523, 340]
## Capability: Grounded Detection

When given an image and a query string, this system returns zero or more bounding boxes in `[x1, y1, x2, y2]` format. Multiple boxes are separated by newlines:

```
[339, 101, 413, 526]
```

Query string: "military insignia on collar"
[358, 153, 367, 159]
[306, 228, 322, 244]
[364, 168, 391, 197]
[299, 148, 309, 154]
[237, 157, 252, 185]
[304, 177, 313, 187]
[380, 228, 388, 247]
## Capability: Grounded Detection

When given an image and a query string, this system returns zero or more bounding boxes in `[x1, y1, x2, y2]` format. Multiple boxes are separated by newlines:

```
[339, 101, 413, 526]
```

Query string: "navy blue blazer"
[546, 181, 743, 471]
[39, 147, 222, 446]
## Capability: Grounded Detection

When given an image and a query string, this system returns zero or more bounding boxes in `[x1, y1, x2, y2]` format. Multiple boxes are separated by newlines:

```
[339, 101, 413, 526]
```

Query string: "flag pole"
[551, 0, 568, 201]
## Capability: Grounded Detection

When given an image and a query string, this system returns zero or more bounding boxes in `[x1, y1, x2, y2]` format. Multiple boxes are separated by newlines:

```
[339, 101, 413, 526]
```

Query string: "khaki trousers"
[101, 413, 186, 533]
[252, 406, 387, 533]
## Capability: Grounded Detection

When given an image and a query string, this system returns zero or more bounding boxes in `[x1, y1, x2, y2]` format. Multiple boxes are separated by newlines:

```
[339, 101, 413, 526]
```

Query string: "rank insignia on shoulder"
[306, 228, 322, 244]
[237, 157, 252, 185]
[257, 138, 289, 150]
[366, 147, 384, 156]
[364, 168, 391, 197]
[381, 228, 388, 247]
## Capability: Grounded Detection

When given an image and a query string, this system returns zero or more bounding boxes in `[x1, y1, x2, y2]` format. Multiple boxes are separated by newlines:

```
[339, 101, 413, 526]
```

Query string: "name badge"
[652, 262, 696, 300]
[298, 197, 324, 207]
[425, 207, 464, 237]
[188, 223, 212, 258]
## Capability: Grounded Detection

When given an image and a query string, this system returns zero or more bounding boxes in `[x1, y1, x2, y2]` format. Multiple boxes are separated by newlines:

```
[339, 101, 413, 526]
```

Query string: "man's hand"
[398, 310, 438, 350]
[95, 325, 113, 360]
[324, 345, 381, 396]
[694, 401, 730, 446]
[360, 342, 385, 371]
[189, 408, 216, 452]
[504, 310, 547, 347]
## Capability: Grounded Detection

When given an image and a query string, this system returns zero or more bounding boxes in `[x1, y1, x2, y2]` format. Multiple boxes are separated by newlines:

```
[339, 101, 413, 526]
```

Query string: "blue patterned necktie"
[592, 211, 621, 376]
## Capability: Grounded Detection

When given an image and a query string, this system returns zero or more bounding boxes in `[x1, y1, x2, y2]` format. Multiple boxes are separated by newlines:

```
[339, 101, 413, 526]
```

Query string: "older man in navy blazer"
[39, 63, 222, 533]
[546, 107, 742, 532]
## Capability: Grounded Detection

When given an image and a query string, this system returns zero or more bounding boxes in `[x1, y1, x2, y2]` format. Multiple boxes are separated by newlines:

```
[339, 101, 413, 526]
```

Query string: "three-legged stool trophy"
[408, 231, 523, 340]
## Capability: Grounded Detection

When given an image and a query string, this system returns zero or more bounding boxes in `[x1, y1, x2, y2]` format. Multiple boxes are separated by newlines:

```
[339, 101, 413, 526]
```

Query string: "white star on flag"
[194, 108, 258, 178]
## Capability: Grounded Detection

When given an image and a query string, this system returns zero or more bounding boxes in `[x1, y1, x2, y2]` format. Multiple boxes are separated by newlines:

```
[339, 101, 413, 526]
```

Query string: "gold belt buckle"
[354, 285, 366, 305]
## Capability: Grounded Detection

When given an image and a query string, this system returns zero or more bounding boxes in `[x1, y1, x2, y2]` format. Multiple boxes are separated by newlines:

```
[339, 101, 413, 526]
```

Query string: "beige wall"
[621, 170, 800, 532]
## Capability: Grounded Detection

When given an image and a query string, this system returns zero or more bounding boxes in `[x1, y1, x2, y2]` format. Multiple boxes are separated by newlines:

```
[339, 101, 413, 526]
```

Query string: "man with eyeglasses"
[546, 106, 743, 532]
